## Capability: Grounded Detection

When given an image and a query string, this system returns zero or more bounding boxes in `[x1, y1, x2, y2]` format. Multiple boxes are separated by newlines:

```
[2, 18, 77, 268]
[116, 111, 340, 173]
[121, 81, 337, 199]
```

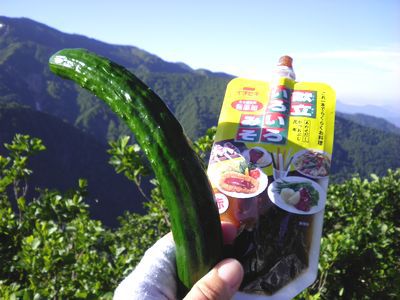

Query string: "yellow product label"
[213, 77, 336, 177]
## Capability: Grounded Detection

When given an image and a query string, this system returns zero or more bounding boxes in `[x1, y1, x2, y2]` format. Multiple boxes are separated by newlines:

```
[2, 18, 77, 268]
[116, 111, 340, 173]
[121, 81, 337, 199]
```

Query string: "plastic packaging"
[207, 56, 336, 299]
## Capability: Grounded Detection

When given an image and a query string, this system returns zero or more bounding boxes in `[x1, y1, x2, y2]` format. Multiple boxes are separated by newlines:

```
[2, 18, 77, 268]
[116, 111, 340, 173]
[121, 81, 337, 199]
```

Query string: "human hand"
[113, 233, 243, 300]
[183, 257, 243, 300]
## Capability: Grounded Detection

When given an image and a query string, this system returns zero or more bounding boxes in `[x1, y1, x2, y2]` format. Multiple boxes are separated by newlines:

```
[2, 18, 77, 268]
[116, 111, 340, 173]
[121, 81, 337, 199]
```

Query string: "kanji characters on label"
[291, 90, 317, 118]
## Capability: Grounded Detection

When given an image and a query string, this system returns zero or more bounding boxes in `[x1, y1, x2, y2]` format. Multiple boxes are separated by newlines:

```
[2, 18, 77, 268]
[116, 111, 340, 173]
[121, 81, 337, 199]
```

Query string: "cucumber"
[49, 48, 223, 294]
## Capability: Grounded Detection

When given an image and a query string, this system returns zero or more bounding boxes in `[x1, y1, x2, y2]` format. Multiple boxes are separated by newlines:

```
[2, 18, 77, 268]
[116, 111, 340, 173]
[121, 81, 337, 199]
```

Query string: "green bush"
[298, 170, 400, 299]
[0, 134, 168, 299]
[0, 133, 399, 299]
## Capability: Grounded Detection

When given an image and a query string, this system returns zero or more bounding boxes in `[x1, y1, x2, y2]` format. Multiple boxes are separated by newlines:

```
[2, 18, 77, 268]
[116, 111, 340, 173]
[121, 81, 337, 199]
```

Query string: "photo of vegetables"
[270, 147, 294, 180]
[268, 176, 325, 214]
[274, 180, 319, 211]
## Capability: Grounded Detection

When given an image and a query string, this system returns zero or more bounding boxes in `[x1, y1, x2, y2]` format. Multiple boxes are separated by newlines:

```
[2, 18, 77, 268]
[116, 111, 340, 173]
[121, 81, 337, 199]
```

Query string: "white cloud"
[294, 47, 400, 73]
[295, 49, 400, 59]
[199, 47, 400, 108]
[285, 47, 400, 107]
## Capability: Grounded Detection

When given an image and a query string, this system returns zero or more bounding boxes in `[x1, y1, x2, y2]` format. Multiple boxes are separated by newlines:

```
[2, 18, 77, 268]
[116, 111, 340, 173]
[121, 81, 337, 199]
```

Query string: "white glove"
[113, 234, 177, 300]
[113, 233, 244, 300]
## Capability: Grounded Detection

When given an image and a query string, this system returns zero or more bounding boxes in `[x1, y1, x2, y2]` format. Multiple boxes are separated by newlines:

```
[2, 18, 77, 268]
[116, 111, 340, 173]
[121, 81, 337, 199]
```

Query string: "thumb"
[184, 259, 244, 300]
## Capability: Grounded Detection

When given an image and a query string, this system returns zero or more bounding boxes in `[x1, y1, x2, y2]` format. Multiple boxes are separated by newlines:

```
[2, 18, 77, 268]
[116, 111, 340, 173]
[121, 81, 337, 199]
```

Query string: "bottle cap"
[278, 56, 293, 68]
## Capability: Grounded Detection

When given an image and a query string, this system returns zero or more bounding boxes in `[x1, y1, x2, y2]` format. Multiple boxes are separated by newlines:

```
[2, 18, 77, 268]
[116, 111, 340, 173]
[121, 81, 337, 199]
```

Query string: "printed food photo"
[293, 149, 331, 178]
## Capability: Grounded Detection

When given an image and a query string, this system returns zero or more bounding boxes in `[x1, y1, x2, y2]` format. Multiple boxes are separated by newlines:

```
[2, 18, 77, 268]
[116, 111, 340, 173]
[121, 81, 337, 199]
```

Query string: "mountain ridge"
[0, 16, 399, 226]
[336, 100, 400, 128]
[1, 16, 398, 136]
[337, 111, 400, 135]
[0, 16, 233, 77]
[0, 15, 233, 140]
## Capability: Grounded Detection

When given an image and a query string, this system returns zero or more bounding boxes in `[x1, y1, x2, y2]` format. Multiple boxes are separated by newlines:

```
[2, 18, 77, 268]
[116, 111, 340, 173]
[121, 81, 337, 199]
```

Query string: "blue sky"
[2, 0, 400, 109]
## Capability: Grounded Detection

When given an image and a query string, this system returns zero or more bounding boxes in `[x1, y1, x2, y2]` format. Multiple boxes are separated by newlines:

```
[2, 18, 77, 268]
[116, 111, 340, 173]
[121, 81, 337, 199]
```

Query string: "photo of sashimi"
[268, 177, 326, 215]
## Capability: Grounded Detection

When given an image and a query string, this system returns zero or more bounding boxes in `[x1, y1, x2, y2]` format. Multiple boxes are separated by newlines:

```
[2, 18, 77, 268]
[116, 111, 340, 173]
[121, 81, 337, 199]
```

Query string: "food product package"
[207, 56, 336, 299]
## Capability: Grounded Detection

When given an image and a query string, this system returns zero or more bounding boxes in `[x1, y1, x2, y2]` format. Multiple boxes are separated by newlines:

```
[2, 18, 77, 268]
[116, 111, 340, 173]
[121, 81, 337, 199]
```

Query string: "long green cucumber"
[49, 48, 223, 293]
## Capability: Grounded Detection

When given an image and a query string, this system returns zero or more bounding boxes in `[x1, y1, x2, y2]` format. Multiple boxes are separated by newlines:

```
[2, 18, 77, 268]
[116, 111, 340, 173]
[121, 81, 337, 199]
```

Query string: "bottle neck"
[273, 65, 296, 81]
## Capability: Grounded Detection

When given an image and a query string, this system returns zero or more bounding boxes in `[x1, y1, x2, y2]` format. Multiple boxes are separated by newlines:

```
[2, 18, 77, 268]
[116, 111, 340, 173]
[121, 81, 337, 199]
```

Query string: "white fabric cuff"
[113, 235, 177, 300]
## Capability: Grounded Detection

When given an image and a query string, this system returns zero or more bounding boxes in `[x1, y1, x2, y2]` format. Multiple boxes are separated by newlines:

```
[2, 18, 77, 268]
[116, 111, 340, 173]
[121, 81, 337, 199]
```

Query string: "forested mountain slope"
[0, 16, 231, 141]
[0, 103, 146, 226]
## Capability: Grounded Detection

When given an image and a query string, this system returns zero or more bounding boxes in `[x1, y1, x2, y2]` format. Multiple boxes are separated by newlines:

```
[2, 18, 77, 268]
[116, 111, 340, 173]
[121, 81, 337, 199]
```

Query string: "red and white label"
[215, 193, 229, 214]
[231, 100, 263, 112]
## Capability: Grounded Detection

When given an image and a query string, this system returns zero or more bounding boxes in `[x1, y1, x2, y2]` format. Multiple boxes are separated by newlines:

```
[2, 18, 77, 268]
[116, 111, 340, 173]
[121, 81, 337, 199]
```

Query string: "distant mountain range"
[337, 111, 400, 135]
[337, 101, 400, 128]
[1, 16, 399, 225]
[0, 16, 231, 142]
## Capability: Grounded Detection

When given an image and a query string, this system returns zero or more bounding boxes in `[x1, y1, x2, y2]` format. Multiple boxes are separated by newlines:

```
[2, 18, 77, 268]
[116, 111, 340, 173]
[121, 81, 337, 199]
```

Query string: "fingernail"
[217, 258, 244, 292]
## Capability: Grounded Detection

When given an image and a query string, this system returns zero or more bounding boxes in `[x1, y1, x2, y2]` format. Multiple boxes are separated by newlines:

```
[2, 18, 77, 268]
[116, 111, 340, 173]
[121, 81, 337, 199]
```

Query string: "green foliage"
[0, 103, 148, 227]
[107, 136, 151, 200]
[331, 116, 400, 182]
[0, 187, 117, 299]
[0, 134, 45, 199]
[297, 170, 400, 299]
[192, 126, 216, 161]
[0, 135, 114, 299]
[0, 134, 168, 299]
[111, 181, 170, 276]
[1, 132, 399, 299]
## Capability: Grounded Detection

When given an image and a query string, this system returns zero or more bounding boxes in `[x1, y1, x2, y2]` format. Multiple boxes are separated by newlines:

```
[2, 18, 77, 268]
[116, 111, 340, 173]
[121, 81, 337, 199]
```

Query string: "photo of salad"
[293, 149, 331, 178]
[267, 177, 326, 214]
